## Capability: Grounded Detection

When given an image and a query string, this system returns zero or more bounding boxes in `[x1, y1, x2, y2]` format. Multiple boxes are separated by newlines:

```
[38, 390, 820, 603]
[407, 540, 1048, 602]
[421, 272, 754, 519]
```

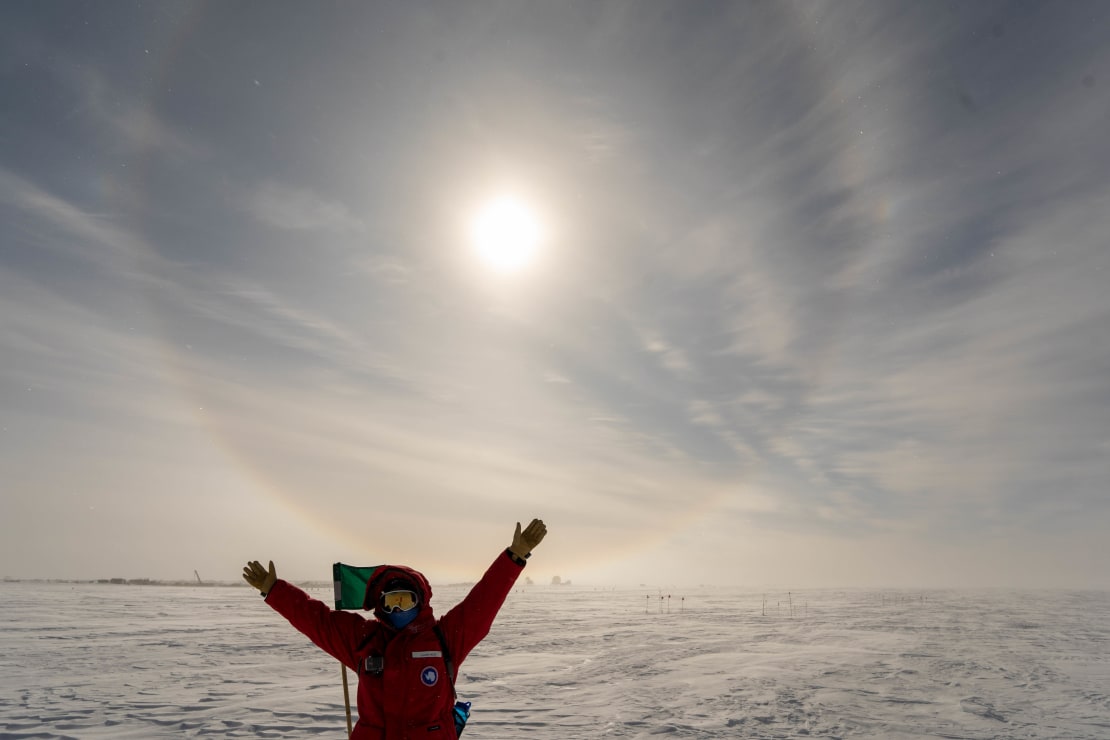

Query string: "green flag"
[333, 563, 377, 610]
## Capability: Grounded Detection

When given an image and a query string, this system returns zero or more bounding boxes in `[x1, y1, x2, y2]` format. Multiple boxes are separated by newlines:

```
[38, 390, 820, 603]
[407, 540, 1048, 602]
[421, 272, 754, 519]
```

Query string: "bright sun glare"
[469, 196, 542, 274]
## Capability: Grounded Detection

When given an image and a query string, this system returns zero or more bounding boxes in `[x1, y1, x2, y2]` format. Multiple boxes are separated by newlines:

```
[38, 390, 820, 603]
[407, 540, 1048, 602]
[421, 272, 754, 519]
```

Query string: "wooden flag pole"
[342, 663, 353, 737]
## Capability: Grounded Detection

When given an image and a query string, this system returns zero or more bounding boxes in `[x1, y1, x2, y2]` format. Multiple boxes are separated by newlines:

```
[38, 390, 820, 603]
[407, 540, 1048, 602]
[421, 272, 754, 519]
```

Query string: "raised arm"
[243, 558, 369, 670]
[438, 518, 547, 664]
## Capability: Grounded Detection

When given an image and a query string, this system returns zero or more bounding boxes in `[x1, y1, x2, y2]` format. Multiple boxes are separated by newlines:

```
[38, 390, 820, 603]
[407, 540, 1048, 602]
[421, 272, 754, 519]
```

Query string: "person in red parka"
[242, 518, 547, 739]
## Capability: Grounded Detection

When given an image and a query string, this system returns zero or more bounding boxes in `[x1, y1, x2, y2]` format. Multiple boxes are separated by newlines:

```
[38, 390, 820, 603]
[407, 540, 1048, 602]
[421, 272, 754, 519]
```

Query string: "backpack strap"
[433, 624, 457, 701]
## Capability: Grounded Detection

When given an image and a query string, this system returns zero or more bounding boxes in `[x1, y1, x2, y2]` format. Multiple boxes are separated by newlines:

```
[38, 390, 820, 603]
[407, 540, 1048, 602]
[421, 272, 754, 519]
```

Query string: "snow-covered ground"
[2, 582, 1108, 738]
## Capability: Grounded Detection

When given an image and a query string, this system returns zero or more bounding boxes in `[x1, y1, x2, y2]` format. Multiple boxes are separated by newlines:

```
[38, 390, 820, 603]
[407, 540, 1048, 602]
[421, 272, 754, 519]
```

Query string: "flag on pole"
[333, 563, 377, 610]
[332, 563, 377, 737]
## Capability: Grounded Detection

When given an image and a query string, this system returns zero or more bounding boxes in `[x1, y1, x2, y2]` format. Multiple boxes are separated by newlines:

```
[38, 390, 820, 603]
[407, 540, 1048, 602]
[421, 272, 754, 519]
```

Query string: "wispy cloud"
[246, 182, 364, 233]
[0, 167, 149, 268]
[76, 68, 199, 159]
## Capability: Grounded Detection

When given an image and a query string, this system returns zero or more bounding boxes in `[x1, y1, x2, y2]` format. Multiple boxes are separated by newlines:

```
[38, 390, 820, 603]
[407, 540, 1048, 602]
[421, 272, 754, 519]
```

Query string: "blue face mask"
[382, 606, 419, 629]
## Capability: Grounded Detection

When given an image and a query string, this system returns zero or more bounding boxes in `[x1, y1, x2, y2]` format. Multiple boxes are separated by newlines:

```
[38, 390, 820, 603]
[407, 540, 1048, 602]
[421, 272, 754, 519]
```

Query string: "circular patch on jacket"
[421, 666, 439, 686]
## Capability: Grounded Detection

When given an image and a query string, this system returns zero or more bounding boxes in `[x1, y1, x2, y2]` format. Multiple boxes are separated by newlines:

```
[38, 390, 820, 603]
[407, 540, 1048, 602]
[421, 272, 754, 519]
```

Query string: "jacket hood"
[362, 564, 434, 625]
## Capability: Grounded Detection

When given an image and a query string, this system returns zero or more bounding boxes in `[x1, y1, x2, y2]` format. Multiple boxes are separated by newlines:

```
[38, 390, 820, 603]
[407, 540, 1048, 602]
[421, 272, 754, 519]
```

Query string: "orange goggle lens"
[381, 590, 418, 612]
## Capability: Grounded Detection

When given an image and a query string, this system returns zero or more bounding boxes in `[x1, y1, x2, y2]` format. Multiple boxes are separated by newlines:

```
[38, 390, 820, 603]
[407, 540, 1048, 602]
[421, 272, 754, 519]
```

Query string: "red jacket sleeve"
[437, 550, 525, 666]
[264, 579, 372, 670]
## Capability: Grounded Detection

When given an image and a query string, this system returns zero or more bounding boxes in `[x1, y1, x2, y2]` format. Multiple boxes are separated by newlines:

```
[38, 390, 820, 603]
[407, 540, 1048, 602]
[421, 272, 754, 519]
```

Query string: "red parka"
[265, 549, 526, 739]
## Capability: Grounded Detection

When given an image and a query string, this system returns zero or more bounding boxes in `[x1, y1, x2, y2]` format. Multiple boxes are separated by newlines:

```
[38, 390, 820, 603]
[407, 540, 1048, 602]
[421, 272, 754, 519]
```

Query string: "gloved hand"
[509, 518, 547, 560]
[242, 560, 277, 596]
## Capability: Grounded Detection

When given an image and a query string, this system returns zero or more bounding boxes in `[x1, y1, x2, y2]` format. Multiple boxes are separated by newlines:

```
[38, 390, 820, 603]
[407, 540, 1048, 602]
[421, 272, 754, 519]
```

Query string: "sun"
[469, 196, 543, 274]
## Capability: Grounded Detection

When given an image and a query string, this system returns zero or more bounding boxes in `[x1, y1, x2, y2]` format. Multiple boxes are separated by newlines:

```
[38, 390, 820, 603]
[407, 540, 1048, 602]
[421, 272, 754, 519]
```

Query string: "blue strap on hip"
[433, 626, 472, 736]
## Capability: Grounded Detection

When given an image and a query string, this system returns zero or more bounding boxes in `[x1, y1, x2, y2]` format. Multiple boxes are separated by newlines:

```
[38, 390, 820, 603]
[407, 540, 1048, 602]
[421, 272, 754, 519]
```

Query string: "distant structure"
[551, 575, 561, 585]
[194, 570, 203, 585]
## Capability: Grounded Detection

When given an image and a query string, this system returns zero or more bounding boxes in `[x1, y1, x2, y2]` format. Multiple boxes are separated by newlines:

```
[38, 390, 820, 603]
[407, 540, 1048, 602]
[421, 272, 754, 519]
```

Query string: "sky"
[2, 1, 1109, 589]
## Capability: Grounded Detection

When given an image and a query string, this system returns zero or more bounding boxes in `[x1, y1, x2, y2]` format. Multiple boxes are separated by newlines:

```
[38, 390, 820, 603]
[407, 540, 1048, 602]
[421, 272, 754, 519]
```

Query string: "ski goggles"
[380, 589, 419, 613]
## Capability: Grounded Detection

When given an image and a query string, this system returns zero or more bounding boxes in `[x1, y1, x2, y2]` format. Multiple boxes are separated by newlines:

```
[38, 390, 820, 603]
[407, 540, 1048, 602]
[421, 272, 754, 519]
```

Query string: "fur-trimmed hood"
[361, 564, 434, 626]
